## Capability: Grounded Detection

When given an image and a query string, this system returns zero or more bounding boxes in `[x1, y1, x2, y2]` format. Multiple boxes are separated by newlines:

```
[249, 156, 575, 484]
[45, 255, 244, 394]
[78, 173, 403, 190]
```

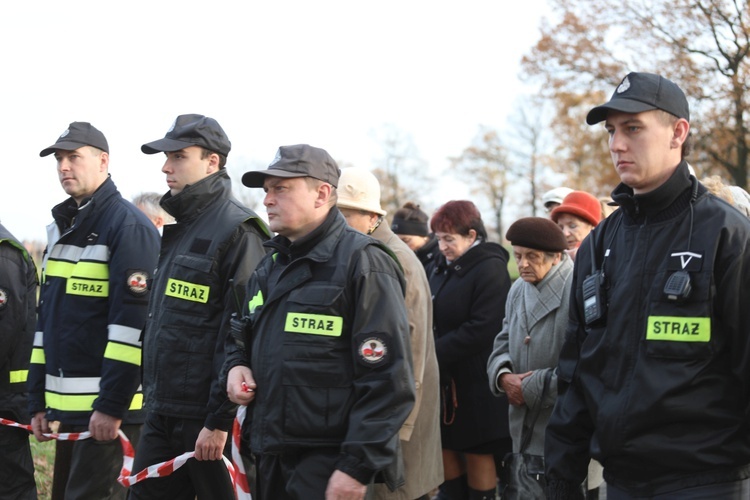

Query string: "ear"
[467, 228, 478, 242]
[671, 119, 690, 149]
[206, 153, 220, 174]
[99, 152, 110, 172]
[314, 183, 333, 208]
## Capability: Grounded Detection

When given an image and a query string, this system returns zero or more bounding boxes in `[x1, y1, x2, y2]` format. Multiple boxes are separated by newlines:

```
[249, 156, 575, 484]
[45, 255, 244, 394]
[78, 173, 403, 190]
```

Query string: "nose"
[561, 226, 572, 237]
[161, 162, 171, 174]
[263, 192, 273, 207]
[609, 129, 625, 153]
[58, 158, 70, 172]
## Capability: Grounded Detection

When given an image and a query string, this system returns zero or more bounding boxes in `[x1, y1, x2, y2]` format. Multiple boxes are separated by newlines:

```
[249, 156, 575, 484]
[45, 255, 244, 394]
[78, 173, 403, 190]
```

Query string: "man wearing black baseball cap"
[30, 122, 160, 499]
[223, 145, 415, 500]
[131, 114, 270, 500]
[546, 73, 750, 498]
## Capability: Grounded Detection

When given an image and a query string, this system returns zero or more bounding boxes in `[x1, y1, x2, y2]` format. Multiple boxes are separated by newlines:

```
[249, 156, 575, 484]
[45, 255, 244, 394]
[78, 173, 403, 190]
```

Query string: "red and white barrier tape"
[1, 410, 251, 500]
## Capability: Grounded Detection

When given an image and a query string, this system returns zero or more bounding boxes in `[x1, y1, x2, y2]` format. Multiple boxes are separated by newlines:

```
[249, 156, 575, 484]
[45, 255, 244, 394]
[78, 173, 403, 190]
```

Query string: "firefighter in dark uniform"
[129, 114, 269, 500]
[0, 221, 38, 499]
[29, 122, 161, 500]
[224, 144, 416, 500]
[545, 73, 750, 499]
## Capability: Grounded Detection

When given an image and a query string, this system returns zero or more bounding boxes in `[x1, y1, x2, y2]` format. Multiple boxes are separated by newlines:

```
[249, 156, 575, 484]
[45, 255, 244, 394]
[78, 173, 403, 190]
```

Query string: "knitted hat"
[506, 217, 567, 253]
[337, 167, 386, 216]
[550, 191, 602, 227]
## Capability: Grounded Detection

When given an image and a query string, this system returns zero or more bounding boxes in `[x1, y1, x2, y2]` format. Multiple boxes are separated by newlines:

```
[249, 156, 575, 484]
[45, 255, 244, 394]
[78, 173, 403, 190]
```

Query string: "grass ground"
[30, 437, 54, 500]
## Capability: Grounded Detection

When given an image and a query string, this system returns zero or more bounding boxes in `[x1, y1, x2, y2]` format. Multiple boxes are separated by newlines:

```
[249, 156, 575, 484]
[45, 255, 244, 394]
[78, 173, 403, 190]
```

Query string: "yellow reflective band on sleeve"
[30, 348, 45, 364]
[67, 278, 109, 297]
[45, 392, 97, 412]
[248, 290, 264, 314]
[46, 260, 109, 280]
[130, 392, 143, 410]
[9, 369, 28, 384]
[104, 342, 142, 366]
[284, 313, 343, 337]
[646, 316, 710, 342]
[165, 278, 210, 303]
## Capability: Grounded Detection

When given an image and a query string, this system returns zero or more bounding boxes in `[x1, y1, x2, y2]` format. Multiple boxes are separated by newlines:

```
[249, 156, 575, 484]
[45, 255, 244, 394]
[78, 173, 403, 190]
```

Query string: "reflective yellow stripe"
[284, 313, 343, 337]
[67, 278, 109, 297]
[9, 370, 28, 384]
[46, 260, 109, 280]
[45, 392, 143, 412]
[129, 393, 143, 410]
[248, 290, 264, 314]
[30, 348, 45, 364]
[104, 342, 141, 366]
[46, 392, 97, 412]
[165, 278, 210, 303]
[646, 316, 710, 342]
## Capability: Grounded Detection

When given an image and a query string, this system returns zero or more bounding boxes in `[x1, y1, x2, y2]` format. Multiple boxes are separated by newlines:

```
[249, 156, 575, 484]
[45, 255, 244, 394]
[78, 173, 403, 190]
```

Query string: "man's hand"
[227, 365, 256, 405]
[195, 427, 228, 461]
[89, 410, 122, 441]
[325, 470, 367, 500]
[31, 412, 52, 442]
[500, 371, 533, 406]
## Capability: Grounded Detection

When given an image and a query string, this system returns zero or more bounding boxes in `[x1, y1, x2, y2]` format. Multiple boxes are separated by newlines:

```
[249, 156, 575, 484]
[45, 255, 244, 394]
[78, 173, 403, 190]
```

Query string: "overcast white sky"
[2, 1, 551, 241]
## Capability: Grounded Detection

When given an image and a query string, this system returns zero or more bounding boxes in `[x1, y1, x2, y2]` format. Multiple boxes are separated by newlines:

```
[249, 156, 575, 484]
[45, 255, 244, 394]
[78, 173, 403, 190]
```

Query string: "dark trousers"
[607, 478, 750, 499]
[0, 422, 37, 500]
[57, 422, 141, 500]
[257, 448, 372, 500]
[127, 412, 234, 500]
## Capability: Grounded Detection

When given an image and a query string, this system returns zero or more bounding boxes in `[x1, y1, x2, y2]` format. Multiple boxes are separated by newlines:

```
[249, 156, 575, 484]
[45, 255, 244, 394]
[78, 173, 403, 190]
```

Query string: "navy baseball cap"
[242, 144, 341, 188]
[141, 114, 231, 156]
[587, 72, 690, 125]
[40, 122, 109, 157]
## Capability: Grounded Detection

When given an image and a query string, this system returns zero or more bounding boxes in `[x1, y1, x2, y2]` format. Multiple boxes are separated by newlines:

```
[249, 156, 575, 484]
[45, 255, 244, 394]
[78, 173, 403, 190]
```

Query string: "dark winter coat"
[429, 241, 512, 451]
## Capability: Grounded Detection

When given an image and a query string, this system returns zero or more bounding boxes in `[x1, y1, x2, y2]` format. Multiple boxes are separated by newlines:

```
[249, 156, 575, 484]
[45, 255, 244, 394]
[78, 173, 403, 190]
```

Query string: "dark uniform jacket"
[28, 177, 160, 425]
[429, 241, 511, 451]
[0, 223, 37, 423]
[546, 162, 750, 498]
[143, 170, 269, 432]
[224, 207, 415, 487]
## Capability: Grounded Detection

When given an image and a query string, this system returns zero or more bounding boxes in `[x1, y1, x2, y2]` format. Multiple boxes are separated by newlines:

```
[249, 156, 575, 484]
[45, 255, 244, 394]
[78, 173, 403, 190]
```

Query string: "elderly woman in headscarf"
[487, 218, 573, 498]
[550, 191, 602, 261]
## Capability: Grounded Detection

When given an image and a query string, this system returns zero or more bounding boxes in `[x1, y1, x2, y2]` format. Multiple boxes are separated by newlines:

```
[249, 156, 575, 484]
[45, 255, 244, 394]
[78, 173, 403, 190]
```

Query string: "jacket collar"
[264, 206, 346, 265]
[161, 169, 233, 222]
[523, 254, 573, 327]
[611, 160, 692, 223]
[51, 176, 119, 232]
[434, 240, 508, 277]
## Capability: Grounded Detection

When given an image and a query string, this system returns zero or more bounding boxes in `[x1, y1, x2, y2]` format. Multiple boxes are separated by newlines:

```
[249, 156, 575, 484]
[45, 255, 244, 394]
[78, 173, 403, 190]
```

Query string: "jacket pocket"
[154, 325, 214, 405]
[281, 358, 354, 439]
[645, 270, 713, 360]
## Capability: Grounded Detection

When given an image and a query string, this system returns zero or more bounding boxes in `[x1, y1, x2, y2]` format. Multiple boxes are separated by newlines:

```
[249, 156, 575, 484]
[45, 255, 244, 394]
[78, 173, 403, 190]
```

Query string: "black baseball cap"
[40, 122, 109, 157]
[141, 114, 231, 156]
[587, 72, 690, 125]
[242, 144, 341, 188]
